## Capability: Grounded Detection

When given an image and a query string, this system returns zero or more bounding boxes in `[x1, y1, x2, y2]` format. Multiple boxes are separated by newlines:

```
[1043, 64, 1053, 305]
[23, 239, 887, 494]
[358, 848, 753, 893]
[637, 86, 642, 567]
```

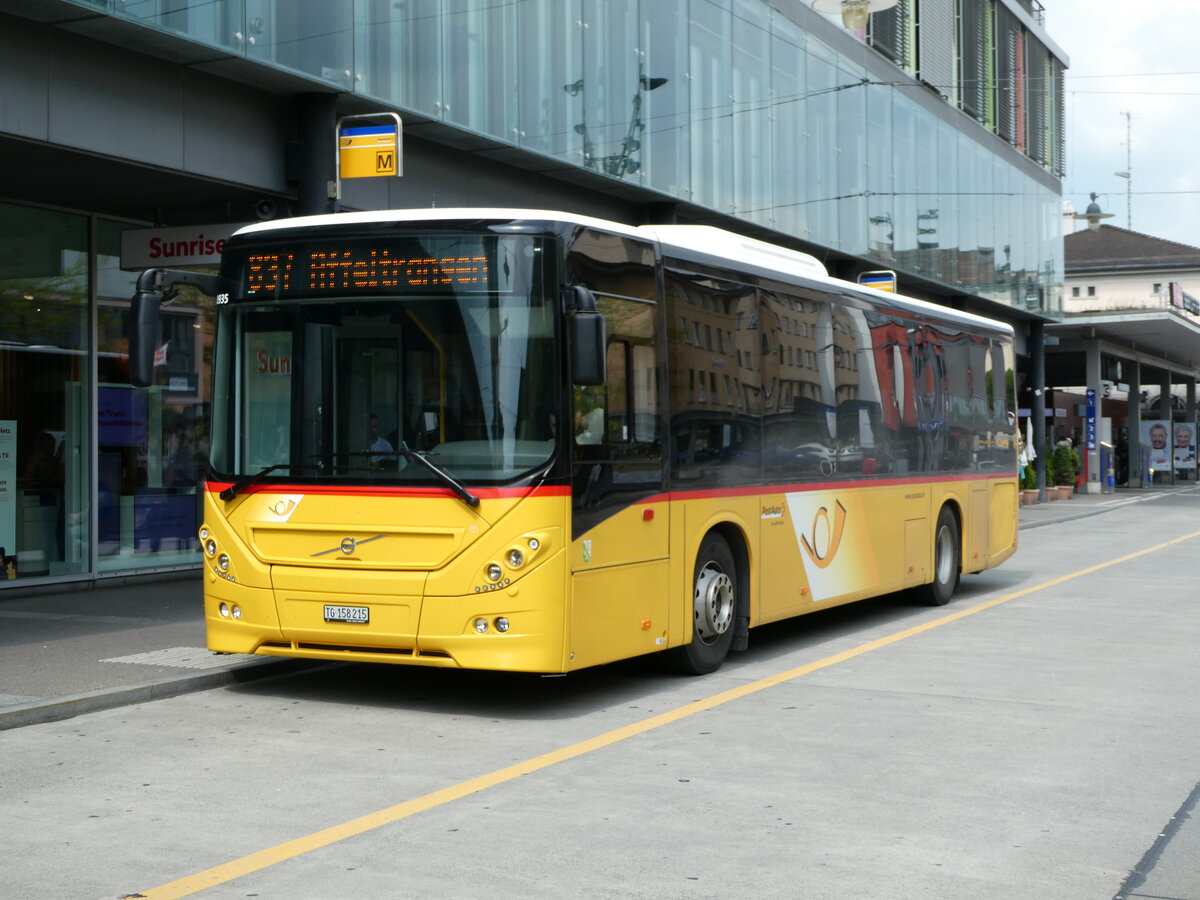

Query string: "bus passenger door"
[568, 295, 668, 669]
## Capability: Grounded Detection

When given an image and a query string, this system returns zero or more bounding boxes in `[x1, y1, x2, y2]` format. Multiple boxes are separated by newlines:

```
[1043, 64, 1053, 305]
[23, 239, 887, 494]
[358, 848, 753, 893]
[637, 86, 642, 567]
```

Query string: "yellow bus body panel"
[567, 497, 672, 670]
[203, 487, 574, 672]
[202, 473, 1017, 673]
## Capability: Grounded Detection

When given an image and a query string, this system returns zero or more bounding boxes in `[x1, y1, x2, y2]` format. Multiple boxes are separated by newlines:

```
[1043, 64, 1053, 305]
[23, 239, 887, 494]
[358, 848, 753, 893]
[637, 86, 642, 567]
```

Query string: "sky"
[1044, 0, 1200, 248]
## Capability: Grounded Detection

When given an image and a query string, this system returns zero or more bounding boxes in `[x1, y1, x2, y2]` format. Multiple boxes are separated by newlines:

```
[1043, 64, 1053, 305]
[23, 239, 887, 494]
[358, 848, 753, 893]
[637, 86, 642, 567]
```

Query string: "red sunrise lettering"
[256, 348, 292, 375]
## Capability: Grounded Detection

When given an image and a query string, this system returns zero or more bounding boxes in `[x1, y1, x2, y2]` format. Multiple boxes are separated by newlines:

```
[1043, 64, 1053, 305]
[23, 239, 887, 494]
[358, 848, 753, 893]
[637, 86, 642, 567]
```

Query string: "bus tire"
[922, 505, 960, 606]
[663, 532, 737, 675]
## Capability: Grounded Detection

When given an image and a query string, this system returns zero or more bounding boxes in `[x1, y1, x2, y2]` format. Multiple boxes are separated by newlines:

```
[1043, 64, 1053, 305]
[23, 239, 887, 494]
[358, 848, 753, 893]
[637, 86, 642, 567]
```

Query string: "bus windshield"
[208, 233, 558, 486]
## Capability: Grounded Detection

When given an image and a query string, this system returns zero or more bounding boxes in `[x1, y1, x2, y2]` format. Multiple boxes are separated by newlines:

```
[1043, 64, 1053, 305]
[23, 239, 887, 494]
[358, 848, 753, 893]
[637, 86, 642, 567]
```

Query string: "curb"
[0, 657, 301, 732]
[1019, 506, 1112, 530]
[1018, 486, 1198, 531]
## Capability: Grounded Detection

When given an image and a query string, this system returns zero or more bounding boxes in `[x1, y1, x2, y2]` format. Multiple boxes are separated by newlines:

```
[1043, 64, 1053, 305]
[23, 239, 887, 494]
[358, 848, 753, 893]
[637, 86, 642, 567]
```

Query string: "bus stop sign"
[858, 269, 897, 293]
[337, 113, 403, 180]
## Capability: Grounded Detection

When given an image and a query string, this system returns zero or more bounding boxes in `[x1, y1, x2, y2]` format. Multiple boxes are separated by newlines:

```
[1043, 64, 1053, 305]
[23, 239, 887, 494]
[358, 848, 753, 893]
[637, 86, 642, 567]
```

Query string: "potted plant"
[1019, 464, 1038, 504]
[1043, 453, 1058, 499]
[1050, 442, 1080, 499]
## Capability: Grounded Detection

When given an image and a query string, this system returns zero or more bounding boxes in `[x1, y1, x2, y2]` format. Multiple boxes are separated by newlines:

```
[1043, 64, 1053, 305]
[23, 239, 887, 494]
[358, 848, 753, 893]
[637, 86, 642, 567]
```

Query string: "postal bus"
[128, 209, 1018, 675]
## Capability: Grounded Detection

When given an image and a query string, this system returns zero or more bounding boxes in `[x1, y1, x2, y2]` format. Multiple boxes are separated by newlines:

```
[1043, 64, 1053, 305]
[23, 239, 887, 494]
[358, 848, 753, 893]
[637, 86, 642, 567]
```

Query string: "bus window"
[834, 307, 886, 476]
[571, 294, 662, 522]
[762, 290, 831, 479]
[665, 273, 759, 486]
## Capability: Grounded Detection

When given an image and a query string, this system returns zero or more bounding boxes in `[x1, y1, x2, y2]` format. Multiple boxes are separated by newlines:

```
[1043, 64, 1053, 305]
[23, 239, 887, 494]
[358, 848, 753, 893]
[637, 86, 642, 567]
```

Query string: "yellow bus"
[129, 209, 1018, 675]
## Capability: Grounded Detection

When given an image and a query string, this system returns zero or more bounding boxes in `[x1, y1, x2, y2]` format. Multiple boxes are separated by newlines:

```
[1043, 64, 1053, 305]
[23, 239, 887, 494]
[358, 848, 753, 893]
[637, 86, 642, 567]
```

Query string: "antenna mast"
[1116, 111, 1133, 229]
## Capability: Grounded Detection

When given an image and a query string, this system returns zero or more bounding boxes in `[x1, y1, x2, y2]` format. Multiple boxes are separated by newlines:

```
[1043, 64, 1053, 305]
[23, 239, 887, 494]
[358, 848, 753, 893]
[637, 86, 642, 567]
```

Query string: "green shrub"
[1050, 443, 1080, 486]
[1020, 464, 1037, 490]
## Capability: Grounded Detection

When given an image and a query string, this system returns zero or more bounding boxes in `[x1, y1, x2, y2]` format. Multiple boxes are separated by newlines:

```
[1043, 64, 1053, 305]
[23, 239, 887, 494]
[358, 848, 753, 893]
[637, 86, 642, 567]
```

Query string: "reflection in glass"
[118, 0, 1063, 309]
[0, 202, 90, 578]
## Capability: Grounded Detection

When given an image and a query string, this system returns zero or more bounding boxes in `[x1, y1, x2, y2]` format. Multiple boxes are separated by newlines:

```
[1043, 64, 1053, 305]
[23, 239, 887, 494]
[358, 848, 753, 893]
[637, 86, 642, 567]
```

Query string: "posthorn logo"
[799, 499, 847, 570]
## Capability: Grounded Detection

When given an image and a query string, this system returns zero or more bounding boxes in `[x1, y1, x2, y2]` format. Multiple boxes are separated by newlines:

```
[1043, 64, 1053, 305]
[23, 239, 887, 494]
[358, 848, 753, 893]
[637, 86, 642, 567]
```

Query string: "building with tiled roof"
[1064, 224, 1200, 315]
[1042, 211, 1200, 490]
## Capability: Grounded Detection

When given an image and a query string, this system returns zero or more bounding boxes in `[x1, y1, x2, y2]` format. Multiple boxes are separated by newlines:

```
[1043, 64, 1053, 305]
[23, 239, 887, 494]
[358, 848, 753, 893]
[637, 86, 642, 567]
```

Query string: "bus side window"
[604, 341, 628, 444]
[572, 295, 660, 453]
[571, 295, 662, 522]
[574, 383, 606, 447]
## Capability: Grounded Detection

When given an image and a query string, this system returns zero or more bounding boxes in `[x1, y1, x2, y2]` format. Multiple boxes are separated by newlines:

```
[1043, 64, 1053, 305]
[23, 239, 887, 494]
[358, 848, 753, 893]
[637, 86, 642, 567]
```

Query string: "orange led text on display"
[245, 250, 489, 294]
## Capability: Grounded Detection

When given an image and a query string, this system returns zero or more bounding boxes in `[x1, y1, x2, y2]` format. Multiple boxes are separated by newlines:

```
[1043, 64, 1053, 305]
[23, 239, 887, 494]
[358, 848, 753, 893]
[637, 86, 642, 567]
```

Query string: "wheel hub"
[694, 563, 734, 643]
[934, 523, 954, 584]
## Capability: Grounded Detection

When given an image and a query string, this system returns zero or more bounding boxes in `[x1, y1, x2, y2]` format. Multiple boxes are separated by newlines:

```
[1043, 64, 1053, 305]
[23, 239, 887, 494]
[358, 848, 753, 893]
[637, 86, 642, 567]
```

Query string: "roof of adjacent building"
[1065, 224, 1200, 272]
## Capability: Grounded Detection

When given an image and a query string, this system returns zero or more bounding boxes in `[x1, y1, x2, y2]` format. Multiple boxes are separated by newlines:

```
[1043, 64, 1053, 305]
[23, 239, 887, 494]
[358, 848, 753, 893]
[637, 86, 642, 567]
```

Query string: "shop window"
[0, 202, 90, 579]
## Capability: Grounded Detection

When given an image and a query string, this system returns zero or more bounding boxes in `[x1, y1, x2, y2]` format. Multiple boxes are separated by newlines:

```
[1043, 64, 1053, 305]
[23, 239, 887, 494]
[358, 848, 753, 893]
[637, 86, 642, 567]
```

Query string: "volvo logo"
[312, 533, 387, 557]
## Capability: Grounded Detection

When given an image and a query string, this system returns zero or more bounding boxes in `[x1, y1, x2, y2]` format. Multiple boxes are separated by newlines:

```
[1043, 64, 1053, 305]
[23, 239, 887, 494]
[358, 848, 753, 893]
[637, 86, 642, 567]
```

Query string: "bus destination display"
[244, 248, 491, 295]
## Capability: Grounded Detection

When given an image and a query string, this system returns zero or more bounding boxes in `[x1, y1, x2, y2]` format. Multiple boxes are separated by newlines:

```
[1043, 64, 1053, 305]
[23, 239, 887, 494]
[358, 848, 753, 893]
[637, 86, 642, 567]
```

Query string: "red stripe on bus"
[209, 472, 1008, 503]
[638, 471, 1012, 503]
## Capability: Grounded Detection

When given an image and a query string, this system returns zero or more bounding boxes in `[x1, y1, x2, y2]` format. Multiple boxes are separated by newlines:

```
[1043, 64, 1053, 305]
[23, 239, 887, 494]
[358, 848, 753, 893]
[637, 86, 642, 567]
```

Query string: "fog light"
[473, 617, 489, 633]
[205, 539, 217, 556]
[231, 605, 243, 620]
[218, 553, 230, 571]
[486, 563, 503, 582]
[219, 602, 230, 618]
[495, 617, 510, 633]
[528, 538, 540, 551]
[506, 548, 524, 568]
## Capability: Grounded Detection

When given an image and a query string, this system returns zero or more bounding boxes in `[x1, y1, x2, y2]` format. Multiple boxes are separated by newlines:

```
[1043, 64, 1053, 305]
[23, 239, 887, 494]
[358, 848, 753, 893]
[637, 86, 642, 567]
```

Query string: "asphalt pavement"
[1, 482, 1193, 732]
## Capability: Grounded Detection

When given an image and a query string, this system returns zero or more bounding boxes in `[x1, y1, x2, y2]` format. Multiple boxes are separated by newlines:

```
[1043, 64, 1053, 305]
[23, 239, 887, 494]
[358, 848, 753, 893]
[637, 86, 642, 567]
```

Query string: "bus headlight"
[474, 617, 489, 633]
[205, 539, 217, 556]
[506, 548, 525, 568]
[494, 617, 510, 633]
[485, 563, 503, 582]
[218, 554, 230, 571]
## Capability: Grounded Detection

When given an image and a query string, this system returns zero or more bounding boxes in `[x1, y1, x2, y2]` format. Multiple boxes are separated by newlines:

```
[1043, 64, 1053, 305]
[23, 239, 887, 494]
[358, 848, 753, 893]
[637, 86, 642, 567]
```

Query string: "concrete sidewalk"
[0, 576, 296, 730]
[1015, 481, 1197, 528]
[2, 482, 1195, 731]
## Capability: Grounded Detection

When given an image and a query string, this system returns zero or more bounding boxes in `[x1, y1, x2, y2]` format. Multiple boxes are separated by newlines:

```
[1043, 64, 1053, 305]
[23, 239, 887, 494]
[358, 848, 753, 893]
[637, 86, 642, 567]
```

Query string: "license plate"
[324, 604, 369, 624]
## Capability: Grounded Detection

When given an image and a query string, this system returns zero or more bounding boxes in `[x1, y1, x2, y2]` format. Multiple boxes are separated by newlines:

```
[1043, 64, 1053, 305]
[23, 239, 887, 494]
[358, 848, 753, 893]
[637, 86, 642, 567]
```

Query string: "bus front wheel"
[664, 532, 737, 675]
[922, 506, 960, 606]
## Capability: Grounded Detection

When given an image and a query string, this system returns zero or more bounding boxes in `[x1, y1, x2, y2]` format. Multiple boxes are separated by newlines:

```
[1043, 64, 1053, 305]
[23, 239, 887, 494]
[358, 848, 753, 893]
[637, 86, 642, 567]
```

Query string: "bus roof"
[235, 208, 1013, 337]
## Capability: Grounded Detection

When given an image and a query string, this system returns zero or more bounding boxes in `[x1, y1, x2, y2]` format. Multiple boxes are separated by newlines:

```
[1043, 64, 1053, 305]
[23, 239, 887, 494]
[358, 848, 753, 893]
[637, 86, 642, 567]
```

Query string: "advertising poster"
[1174, 422, 1197, 471]
[98, 386, 148, 446]
[1142, 420, 1171, 474]
[0, 420, 15, 562]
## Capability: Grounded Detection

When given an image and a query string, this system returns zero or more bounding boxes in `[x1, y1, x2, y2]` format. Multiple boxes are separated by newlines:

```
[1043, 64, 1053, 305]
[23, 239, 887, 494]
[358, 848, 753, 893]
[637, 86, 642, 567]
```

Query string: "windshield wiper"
[396, 442, 480, 508]
[220, 454, 480, 509]
[219, 463, 322, 501]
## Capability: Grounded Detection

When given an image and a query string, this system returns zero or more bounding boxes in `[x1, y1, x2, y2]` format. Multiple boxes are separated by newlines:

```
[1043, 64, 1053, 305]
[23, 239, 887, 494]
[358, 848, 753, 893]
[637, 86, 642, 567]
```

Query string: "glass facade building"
[92, 0, 1065, 312]
[0, 0, 1065, 586]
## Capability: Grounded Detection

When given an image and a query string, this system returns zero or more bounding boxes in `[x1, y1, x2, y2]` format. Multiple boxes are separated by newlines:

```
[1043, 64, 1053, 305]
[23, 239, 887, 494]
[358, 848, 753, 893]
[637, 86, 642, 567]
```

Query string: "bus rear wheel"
[922, 506, 960, 606]
[664, 532, 737, 675]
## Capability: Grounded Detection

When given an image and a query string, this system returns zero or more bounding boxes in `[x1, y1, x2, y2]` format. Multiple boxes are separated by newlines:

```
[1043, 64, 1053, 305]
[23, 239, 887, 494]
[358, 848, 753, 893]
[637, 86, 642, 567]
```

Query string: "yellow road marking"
[138, 529, 1200, 898]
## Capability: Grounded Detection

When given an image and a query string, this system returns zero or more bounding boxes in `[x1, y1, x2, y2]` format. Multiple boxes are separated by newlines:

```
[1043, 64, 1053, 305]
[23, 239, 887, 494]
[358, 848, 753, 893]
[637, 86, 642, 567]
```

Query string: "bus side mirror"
[128, 289, 162, 388]
[569, 312, 606, 386]
[568, 285, 606, 386]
